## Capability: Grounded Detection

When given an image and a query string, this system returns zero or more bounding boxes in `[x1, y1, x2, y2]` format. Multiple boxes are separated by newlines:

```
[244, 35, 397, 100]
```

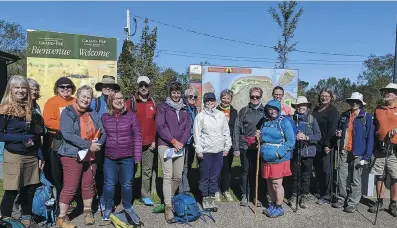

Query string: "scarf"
[0, 97, 32, 122]
[165, 97, 185, 111]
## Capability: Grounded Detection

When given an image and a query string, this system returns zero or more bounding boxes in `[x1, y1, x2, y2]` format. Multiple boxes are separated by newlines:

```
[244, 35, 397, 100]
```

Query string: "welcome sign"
[27, 30, 117, 108]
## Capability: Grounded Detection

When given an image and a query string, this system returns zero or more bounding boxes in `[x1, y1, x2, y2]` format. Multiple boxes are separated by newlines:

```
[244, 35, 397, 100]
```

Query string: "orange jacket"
[375, 104, 397, 144]
[43, 95, 76, 132]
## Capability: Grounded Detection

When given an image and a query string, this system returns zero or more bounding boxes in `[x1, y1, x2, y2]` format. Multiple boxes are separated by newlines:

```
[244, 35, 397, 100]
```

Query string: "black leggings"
[1, 184, 38, 217]
[219, 148, 234, 193]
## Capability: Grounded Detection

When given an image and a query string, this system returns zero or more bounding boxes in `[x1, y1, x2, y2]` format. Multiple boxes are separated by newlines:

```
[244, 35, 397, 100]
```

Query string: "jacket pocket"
[261, 145, 278, 162]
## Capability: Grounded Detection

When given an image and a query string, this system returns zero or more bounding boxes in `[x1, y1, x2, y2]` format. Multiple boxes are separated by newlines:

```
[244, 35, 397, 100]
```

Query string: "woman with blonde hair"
[0, 76, 44, 227]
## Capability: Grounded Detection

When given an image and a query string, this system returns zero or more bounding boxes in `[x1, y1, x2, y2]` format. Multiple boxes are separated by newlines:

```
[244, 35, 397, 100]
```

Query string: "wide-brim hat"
[346, 92, 366, 106]
[379, 83, 397, 92]
[95, 75, 120, 91]
[292, 96, 312, 108]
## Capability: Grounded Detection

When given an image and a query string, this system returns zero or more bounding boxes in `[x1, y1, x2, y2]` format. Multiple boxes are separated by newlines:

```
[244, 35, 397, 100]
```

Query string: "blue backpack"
[0, 218, 25, 228]
[172, 194, 215, 224]
[32, 172, 58, 225]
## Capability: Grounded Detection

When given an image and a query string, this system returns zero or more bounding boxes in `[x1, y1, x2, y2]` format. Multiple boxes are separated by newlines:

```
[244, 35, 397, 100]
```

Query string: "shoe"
[209, 196, 218, 212]
[214, 192, 221, 202]
[368, 201, 383, 213]
[316, 198, 330, 205]
[56, 216, 76, 228]
[344, 205, 357, 213]
[263, 202, 275, 215]
[165, 205, 175, 224]
[83, 209, 95, 225]
[299, 195, 308, 209]
[124, 208, 142, 225]
[266, 204, 285, 218]
[223, 192, 234, 202]
[289, 195, 297, 211]
[102, 210, 111, 221]
[332, 201, 344, 208]
[240, 194, 248, 207]
[254, 198, 262, 207]
[98, 195, 106, 212]
[140, 197, 155, 206]
[389, 202, 397, 217]
[202, 197, 209, 210]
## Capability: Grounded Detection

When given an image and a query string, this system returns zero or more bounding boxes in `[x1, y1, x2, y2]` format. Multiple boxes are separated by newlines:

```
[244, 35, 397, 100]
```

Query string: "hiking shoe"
[83, 209, 95, 225]
[344, 205, 357, 213]
[332, 201, 344, 208]
[140, 197, 155, 206]
[209, 196, 218, 212]
[389, 202, 397, 217]
[316, 198, 330, 205]
[98, 195, 106, 212]
[289, 195, 297, 211]
[266, 205, 285, 218]
[368, 201, 383, 213]
[102, 210, 111, 221]
[300, 195, 308, 209]
[56, 216, 76, 228]
[202, 197, 210, 210]
[165, 205, 175, 224]
[214, 192, 221, 202]
[124, 208, 142, 225]
[240, 194, 248, 207]
[263, 202, 275, 215]
[223, 192, 234, 202]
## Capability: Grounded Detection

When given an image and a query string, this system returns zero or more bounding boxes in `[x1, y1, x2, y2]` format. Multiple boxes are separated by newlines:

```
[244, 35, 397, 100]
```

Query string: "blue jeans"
[104, 157, 134, 211]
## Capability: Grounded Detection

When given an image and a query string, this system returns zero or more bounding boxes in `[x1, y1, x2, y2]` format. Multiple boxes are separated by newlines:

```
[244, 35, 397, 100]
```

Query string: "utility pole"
[394, 21, 397, 83]
[126, 9, 131, 40]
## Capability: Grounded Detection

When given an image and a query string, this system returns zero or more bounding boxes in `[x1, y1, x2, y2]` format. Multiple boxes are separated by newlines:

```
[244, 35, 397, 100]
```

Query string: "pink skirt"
[261, 160, 292, 179]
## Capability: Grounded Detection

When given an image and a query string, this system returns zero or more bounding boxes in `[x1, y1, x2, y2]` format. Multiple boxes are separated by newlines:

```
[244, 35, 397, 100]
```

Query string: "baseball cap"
[203, 92, 216, 102]
[137, 76, 150, 84]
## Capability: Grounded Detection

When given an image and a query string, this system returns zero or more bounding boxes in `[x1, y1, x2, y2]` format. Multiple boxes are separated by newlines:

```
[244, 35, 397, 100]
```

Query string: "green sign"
[27, 30, 117, 61]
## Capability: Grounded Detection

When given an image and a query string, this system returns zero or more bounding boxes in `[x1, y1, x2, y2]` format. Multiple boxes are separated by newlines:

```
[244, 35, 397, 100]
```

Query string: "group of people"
[1, 74, 397, 227]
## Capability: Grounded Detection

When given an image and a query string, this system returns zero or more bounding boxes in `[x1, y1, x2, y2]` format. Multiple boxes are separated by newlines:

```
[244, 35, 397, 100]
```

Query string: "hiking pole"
[255, 135, 261, 217]
[334, 137, 341, 203]
[295, 138, 302, 212]
[89, 160, 103, 217]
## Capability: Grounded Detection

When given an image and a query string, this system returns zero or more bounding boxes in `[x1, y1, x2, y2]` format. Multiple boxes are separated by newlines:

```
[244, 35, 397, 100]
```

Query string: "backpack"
[172, 194, 215, 224]
[128, 96, 156, 113]
[95, 96, 101, 113]
[32, 172, 58, 225]
[0, 218, 24, 228]
[292, 114, 315, 133]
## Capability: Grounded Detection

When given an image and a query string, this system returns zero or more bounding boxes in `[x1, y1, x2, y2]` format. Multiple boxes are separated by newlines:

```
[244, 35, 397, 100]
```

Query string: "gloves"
[359, 160, 368, 166]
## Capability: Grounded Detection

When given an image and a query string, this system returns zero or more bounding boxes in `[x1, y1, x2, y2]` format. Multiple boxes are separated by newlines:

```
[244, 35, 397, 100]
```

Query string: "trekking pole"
[89, 160, 103, 217]
[295, 139, 301, 212]
[334, 137, 341, 203]
[255, 135, 261, 217]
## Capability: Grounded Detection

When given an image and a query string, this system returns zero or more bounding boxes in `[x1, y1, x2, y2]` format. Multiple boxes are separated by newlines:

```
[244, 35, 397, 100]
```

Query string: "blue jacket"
[338, 109, 374, 161]
[90, 94, 108, 118]
[292, 113, 322, 157]
[260, 100, 296, 164]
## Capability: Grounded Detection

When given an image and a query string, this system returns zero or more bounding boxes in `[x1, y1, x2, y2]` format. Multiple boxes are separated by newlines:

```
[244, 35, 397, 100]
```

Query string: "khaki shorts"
[370, 152, 397, 179]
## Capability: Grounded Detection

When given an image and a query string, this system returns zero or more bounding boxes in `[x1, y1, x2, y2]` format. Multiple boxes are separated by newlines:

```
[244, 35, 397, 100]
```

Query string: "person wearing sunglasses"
[178, 88, 199, 195]
[126, 76, 157, 206]
[233, 87, 265, 207]
[43, 77, 76, 205]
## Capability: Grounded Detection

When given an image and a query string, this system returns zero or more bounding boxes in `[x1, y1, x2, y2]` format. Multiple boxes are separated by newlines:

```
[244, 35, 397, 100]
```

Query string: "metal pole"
[126, 9, 131, 40]
[394, 21, 397, 83]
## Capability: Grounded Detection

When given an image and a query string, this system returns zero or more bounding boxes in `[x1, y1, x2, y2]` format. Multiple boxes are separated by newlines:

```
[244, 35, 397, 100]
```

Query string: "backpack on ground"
[0, 218, 25, 228]
[172, 194, 215, 224]
[32, 172, 58, 226]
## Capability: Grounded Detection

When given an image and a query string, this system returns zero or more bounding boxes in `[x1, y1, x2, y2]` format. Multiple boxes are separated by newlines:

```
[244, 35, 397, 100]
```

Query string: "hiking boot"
[316, 198, 330, 205]
[344, 205, 357, 213]
[389, 202, 397, 217]
[56, 216, 76, 228]
[124, 208, 142, 225]
[240, 194, 248, 207]
[83, 209, 95, 225]
[214, 192, 221, 202]
[223, 192, 234, 202]
[202, 197, 210, 210]
[165, 205, 175, 224]
[266, 204, 285, 218]
[300, 195, 308, 209]
[368, 201, 383, 213]
[332, 201, 344, 208]
[209, 196, 218, 212]
[289, 195, 297, 211]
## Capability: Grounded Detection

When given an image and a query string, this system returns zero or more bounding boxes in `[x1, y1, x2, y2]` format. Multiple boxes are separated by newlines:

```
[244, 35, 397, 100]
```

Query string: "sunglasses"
[250, 95, 261, 100]
[58, 85, 73, 89]
[139, 83, 149, 88]
[188, 95, 198, 100]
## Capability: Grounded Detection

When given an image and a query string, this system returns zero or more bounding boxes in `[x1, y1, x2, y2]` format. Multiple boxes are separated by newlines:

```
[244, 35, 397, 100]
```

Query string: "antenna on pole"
[125, 9, 131, 40]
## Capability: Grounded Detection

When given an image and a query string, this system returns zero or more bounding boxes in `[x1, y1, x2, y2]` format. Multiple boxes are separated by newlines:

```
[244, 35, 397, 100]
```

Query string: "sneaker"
[344, 205, 357, 213]
[140, 197, 155, 206]
[223, 192, 234, 202]
[266, 204, 285, 218]
[240, 194, 248, 207]
[83, 209, 95, 225]
[300, 195, 308, 209]
[124, 208, 142, 226]
[289, 195, 297, 211]
[389, 202, 397, 217]
[202, 197, 210, 210]
[98, 195, 106, 212]
[214, 192, 221, 202]
[102, 210, 111, 221]
[332, 201, 344, 208]
[368, 201, 383, 213]
[209, 196, 218, 212]
[263, 202, 275, 215]
[316, 198, 330, 205]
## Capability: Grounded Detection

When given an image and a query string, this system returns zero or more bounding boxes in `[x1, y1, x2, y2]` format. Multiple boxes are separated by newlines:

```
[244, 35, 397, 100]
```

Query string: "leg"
[347, 156, 363, 207]
[0, 190, 18, 217]
[336, 151, 348, 204]
[119, 158, 134, 210]
[179, 146, 190, 194]
[50, 152, 63, 199]
[322, 151, 333, 201]
[290, 156, 299, 197]
[199, 154, 211, 197]
[240, 149, 249, 197]
[272, 178, 285, 206]
[141, 146, 155, 198]
[103, 158, 118, 213]
[171, 154, 185, 196]
[301, 158, 314, 196]
[219, 150, 232, 193]
[19, 184, 38, 217]
[158, 146, 173, 206]
[248, 149, 262, 203]
[209, 152, 223, 197]
[81, 162, 97, 225]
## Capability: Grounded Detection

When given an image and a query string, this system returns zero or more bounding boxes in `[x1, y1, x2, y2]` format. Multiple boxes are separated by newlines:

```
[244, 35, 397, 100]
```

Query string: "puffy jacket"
[260, 100, 296, 164]
[233, 103, 265, 150]
[193, 107, 232, 155]
[58, 106, 106, 158]
[292, 113, 322, 158]
[102, 111, 142, 161]
[156, 102, 192, 147]
[338, 109, 374, 161]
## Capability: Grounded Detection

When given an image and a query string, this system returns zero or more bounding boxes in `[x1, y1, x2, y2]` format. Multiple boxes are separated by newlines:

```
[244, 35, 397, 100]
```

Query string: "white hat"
[346, 92, 366, 105]
[137, 76, 150, 84]
[292, 96, 312, 108]
[380, 83, 397, 91]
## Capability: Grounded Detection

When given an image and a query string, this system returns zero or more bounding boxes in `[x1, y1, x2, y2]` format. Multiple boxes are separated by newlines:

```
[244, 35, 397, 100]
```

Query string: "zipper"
[116, 116, 119, 159]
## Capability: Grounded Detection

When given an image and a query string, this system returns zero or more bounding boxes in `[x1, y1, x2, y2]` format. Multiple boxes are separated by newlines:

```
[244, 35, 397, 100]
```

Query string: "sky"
[1, 1, 396, 87]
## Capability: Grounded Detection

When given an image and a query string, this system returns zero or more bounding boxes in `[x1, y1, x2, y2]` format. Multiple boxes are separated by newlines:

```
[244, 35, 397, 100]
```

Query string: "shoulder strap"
[2, 115, 9, 133]
[95, 97, 101, 113]
[308, 114, 314, 129]
[360, 112, 367, 138]
[130, 96, 136, 112]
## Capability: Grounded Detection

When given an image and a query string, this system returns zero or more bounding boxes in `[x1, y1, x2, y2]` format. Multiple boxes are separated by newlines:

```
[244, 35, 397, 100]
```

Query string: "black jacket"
[312, 104, 339, 150]
[217, 105, 238, 147]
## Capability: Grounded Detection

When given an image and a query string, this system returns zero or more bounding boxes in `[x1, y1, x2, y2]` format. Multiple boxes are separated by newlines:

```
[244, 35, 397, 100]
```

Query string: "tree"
[0, 20, 26, 76]
[268, 1, 304, 68]
[118, 40, 136, 97]
[298, 79, 309, 96]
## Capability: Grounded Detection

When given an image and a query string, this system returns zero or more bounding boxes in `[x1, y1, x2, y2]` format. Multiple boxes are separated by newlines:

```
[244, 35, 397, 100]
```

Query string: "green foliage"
[298, 79, 309, 96]
[268, 1, 304, 68]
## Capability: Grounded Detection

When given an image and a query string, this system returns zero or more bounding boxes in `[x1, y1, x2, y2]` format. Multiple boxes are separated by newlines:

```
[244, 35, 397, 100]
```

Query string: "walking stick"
[255, 135, 261, 216]
[295, 140, 302, 212]
[334, 138, 341, 203]
[375, 137, 391, 225]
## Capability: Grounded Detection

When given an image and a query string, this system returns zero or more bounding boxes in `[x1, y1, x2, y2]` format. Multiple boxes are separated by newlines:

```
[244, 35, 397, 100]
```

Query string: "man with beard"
[126, 76, 157, 206]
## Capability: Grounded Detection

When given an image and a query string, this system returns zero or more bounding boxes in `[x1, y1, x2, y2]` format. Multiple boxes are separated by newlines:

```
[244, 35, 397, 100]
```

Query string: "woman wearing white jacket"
[194, 92, 232, 212]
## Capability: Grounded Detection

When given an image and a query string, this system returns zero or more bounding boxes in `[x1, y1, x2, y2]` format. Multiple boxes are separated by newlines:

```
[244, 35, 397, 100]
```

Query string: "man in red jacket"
[126, 76, 156, 206]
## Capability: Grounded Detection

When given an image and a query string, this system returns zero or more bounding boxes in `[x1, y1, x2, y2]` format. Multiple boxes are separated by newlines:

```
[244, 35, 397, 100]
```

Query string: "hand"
[38, 160, 45, 170]
[324, 147, 330, 154]
[24, 139, 34, 148]
[296, 132, 306, 141]
[90, 143, 102, 152]
[336, 130, 342, 137]
[359, 160, 368, 166]
[234, 151, 240, 157]
[223, 151, 228, 156]
[149, 141, 156, 151]
[255, 130, 261, 139]
[174, 141, 184, 151]
[197, 153, 203, 160]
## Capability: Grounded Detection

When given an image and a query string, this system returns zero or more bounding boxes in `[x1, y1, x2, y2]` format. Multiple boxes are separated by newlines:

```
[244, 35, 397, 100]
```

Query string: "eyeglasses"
[250, 95, 261, 100]
[188, 95, 198, 100]
[58, 85, 73, 89]
[139, 83, 149, 88]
